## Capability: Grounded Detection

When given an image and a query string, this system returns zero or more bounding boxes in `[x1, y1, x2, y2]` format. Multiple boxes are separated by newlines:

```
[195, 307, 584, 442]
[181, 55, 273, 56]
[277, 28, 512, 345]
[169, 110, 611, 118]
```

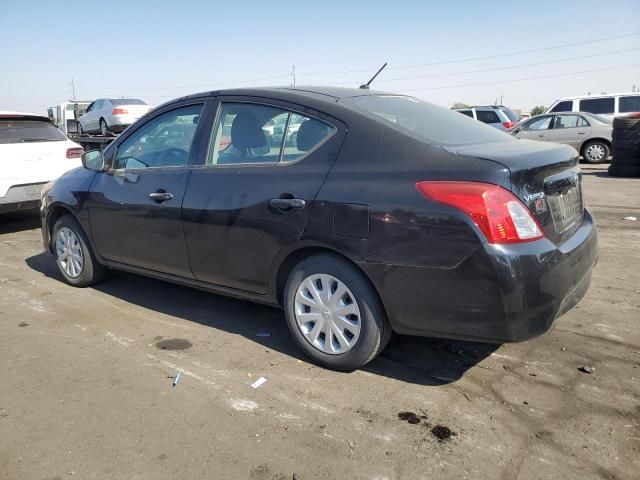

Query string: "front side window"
[207, 103, 334, 165]
[579, 97, 614, 115]
[550, 100, 573, 113]
[525, 116, 552, 131]
[619, 96, 640, 113]
[553, 115, 579, 129]
[113, 104, 203, 169]
[475, 110, 501, 124]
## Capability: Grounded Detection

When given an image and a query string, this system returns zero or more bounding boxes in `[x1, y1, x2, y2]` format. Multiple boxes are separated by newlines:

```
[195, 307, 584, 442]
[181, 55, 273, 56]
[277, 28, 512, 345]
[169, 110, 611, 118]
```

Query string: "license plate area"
[547, 182, 583, 236]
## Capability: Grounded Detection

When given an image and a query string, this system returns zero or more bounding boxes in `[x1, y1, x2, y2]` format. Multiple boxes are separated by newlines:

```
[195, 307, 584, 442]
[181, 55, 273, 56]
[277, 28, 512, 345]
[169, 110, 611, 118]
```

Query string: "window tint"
[457, 110, 474, 118]
[341, 96, 510, 146]
[578, 116, 590, 127]
[114, 104, 202, 169]
[475, 110, 501, 124]
[553, 115, 579, 129]
[207, 103, 334, 165]
[525, 116, 552, 131]
[550, 100, 573, 113]
[619, 96, 640, 113]
[579, 97, 614, 115]
[0, 120, 67, 144]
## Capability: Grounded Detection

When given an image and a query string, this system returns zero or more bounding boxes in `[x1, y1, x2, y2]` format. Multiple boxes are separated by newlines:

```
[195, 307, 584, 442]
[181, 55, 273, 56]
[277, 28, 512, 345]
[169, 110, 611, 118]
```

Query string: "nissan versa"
[40, 87, 598, 371]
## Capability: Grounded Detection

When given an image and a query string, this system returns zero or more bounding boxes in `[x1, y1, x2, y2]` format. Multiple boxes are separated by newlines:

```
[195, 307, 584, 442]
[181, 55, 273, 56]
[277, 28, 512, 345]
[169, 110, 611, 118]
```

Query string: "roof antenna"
[359, 63, 388, 89]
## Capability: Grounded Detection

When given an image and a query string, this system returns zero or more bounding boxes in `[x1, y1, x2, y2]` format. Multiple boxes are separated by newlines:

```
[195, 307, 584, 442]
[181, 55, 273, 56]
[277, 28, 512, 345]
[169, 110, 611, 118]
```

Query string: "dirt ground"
[0, 164, 638, 480]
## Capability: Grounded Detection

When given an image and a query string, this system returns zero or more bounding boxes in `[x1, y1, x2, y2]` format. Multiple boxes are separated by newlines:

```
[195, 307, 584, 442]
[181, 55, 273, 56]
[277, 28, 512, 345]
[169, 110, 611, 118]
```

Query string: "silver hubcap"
[294, 274, 361, 355]
[585, 144, 605, 162]
[100, 121, 107, 135]
[55, 227, 84, 278]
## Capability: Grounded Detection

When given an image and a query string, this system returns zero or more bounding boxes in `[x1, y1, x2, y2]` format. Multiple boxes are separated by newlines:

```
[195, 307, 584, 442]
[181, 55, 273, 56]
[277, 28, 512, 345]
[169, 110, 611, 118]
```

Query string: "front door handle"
[149, 191, 173, 202]
[269, 198, 306, 211]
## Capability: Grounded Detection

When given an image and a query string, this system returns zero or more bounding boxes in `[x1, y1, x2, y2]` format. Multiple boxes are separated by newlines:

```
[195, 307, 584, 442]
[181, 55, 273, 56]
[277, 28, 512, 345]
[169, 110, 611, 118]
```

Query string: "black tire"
[99, 118, 110, 136]
[612, 129, 640, 142]
[612, 138, 640, 150]
[52, 215, 107, 287]
[283, 254, 392, 371]
[611, 147, 640, 160]
[608, 165, 640, 177]
[613, 116, 640, 130]
[581, 140, 610, 164]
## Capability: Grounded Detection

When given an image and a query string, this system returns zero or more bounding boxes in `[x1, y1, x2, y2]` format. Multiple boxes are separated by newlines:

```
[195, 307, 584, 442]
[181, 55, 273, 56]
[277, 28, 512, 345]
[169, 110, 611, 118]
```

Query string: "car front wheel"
[283, 254, 391, 371]
[52, 215, 107, 287]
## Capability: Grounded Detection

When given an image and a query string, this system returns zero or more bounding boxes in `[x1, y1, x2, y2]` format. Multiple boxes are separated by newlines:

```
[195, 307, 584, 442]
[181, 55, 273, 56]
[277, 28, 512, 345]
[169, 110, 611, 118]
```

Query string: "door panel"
[182, 99, 346, 294]
[88, 103, 206, 277]
[546, 114, 591, 149]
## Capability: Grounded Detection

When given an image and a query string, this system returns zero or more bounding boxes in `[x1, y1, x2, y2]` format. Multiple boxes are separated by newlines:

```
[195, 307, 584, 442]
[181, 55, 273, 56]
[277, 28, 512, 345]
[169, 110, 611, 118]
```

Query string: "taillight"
[112, 108, 128, 115]
[66, 147, 84, 159]
[415, 181, 544, 244]
[502, 121, 516, 129]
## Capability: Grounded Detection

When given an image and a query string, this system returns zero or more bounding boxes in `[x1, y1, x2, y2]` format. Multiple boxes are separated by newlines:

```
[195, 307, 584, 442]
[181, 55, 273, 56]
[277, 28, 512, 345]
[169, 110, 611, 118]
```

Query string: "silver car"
[454, 105, 520, 130]
[78, 98, 153, 136]
[511, 112, 613, 163]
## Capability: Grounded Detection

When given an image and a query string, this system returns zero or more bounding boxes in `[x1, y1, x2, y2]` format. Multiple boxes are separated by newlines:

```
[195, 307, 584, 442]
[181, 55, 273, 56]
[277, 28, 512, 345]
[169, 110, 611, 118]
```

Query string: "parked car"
[454, 105, 520, 130]
[40, 87, 597, 371]
[546, 92, 640, 119]
[0, 112, 83, 214]
[511, 112, 613, 163]
[78, 98, 153, 135]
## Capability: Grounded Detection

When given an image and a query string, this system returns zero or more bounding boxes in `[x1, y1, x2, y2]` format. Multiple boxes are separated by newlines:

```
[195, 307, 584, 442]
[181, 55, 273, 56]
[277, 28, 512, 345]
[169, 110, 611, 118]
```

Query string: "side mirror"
[81, 150, 105, 171]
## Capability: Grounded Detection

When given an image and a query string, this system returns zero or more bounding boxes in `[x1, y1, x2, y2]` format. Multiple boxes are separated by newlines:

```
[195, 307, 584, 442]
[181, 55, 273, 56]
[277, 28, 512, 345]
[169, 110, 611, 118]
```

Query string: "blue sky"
[2, 0, 639, 113]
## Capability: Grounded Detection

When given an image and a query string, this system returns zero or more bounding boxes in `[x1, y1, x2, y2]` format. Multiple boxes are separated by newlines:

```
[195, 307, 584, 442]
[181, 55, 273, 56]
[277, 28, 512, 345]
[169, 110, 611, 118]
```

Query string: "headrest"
[192, 115, 199, 124]
[231, 113, 267, 149]
[296, 120, 329, 151]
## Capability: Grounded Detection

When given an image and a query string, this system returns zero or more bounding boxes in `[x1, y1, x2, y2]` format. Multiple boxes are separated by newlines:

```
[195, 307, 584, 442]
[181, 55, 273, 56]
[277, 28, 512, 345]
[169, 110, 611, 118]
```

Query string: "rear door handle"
[269, 198, 306, 211]
[149, 191, 173, 202]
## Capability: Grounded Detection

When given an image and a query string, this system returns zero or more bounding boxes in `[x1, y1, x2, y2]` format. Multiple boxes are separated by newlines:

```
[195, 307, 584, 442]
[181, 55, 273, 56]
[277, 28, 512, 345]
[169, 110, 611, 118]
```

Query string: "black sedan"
[40, 87, 598, 371]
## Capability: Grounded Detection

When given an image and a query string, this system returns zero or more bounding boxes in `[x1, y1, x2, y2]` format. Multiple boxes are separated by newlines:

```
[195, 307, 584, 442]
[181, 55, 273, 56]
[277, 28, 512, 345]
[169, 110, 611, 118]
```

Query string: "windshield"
[340, 95, 512, 146]
[110, 99, 146, 106]
[0, 120, 67, 144]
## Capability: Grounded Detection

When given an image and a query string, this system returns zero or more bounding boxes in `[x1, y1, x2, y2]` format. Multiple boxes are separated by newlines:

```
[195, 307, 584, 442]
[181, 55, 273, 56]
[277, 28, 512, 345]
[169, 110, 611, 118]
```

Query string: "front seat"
[228, 112, 268, 162]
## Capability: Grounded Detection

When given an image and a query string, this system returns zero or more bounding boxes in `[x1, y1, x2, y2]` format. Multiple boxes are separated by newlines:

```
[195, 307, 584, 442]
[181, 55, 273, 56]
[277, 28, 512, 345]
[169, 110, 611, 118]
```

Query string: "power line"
[403, 63, 640, 92]
[77, 74, 291, 91]
[320, 47, 640, 86]
[297, 31, 640, 76]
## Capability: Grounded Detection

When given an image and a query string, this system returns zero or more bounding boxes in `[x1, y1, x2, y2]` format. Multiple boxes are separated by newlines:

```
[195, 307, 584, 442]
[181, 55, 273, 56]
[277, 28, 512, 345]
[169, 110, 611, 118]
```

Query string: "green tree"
[451, 102, 470, 109]
[530, 105, 546, 116]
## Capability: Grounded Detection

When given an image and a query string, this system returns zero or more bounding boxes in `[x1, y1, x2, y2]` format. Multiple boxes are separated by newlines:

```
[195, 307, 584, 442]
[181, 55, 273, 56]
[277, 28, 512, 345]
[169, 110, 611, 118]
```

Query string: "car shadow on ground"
[25, 251, 499, 386]
[0, 211, 41, 234]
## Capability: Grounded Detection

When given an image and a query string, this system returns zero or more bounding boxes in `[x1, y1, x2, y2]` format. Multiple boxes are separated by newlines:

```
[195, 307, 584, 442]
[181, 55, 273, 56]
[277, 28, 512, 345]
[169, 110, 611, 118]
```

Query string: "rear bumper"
[0, 183, 46, 214]
[362, 209, 598, 343]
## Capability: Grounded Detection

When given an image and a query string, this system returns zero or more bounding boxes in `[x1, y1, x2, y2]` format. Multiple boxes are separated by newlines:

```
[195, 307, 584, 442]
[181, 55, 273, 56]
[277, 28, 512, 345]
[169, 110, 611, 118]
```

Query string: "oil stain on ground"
[431, 425, 456, 441]
[397, 411, 427, 424]
[155, 338, 192, 351]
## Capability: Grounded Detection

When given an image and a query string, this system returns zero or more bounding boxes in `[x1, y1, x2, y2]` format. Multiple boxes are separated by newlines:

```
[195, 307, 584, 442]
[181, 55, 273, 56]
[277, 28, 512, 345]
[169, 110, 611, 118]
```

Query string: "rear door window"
[553, 115, 580, 129]
[579, 97, 614, 115]
[0, 120, 67, 144]
[207, 103, 335, 165]
[550, 100, 573, 113]
[475, 110, 501, 124]
[619, 96, 640, 113]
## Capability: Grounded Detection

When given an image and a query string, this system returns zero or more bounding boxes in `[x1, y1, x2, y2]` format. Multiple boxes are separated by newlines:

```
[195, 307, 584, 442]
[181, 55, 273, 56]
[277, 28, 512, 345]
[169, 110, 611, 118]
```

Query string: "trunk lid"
[445, 139, 582, 244]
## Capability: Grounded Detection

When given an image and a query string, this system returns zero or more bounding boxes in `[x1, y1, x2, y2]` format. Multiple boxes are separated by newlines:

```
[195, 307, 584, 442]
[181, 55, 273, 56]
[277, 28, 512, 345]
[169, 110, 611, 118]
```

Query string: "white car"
[0, 112, 83, 214]
[78, 98, 153, 135]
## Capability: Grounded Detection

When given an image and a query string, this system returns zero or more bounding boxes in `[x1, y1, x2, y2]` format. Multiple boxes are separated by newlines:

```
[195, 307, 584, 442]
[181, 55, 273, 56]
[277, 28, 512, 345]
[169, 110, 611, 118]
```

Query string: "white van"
[546, 93, 640, 119]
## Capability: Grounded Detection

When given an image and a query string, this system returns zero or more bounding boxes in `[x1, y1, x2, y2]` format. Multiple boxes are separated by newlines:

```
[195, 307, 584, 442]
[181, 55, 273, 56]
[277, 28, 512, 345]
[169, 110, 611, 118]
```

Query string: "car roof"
[0, 111, 52, 122]
[552, 92, 640, 101]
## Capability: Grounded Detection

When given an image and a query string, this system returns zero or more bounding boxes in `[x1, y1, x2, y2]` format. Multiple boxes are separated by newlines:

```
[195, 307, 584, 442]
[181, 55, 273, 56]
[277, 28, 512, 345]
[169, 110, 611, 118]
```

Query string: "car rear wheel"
[283, 254, 391, 371]
[582, 140, 610, 164]
[52, 215, 107, 287]
[100, 118, 110, 136]
[77, 122, 83, 135]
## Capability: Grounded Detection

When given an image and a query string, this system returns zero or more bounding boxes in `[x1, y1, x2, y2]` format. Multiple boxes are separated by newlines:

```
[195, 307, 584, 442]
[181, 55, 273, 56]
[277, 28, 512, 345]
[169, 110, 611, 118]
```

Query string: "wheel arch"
[272, 245, 390, 324]
[46, 204, 83, 252]
[580, 137, 611, 153]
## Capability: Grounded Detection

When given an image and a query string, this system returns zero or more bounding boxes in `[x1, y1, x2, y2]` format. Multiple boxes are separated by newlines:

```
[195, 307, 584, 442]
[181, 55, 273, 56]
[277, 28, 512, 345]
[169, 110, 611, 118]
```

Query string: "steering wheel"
[159, 147, 188, 166]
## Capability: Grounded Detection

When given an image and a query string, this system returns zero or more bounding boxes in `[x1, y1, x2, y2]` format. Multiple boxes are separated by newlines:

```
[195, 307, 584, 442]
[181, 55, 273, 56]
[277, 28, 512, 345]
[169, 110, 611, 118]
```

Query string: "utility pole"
[71, 78, 76, 100]
[290, 65, 296, 87]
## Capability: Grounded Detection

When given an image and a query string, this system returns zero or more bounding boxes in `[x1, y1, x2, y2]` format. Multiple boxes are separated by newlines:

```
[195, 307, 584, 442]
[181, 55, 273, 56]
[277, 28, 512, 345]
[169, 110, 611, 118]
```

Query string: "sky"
[1, 0, 639, 114]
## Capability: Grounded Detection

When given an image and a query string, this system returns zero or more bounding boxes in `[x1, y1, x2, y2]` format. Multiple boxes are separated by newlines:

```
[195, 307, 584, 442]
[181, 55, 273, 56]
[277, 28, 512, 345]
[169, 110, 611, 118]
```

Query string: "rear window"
[619, 96, 640, 113]
[0, 120, 67, 144]
[475, 110, 501, 124]
[579, 97, 614, 115]
[110, 99, 147, 106]
[583, 113, 612, 124]
[550, 100, 573, 113]
[500, 108, 519, 122]
[340, 95, 510, 146]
